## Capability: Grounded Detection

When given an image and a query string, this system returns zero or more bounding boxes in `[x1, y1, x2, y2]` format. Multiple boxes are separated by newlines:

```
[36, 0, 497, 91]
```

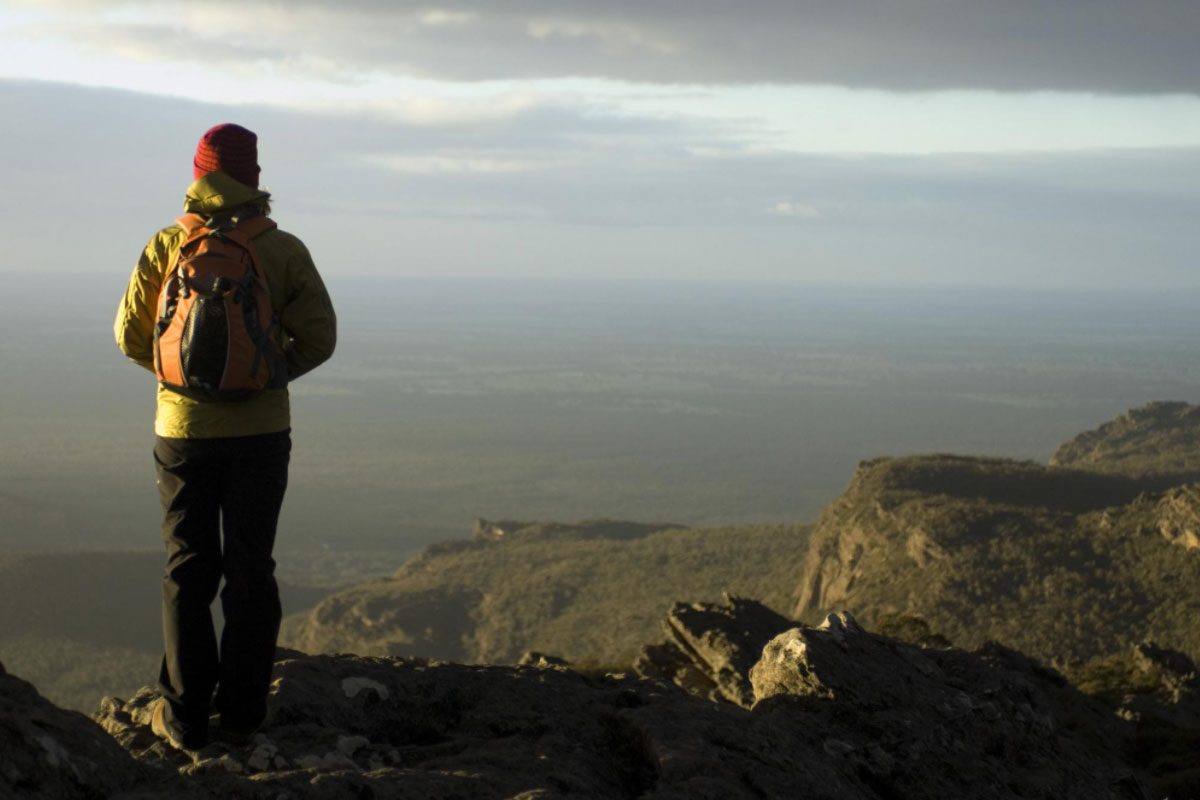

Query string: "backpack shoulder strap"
[166, 214, 212, 274]
[225, 217, 277, 278]
[174, 213, 210, 239]
[235, 215, 277, 241]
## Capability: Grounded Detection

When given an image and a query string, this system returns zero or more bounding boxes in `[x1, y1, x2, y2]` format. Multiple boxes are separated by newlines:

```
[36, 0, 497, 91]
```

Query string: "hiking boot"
[150, 698, 207, 751]
[216, 709, 271, 746]
[216, 722, 260, 747]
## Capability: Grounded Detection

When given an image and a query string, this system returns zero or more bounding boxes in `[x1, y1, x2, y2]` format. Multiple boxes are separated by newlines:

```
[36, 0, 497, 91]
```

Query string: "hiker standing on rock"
[114, 124, 337, 750]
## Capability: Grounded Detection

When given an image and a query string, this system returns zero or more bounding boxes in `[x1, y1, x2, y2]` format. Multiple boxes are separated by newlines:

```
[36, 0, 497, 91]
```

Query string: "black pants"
[153, 429, 291, 734]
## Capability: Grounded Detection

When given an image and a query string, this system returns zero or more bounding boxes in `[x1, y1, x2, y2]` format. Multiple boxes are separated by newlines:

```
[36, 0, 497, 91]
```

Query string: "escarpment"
[1051, 401, 1200, 485]
[792, 449, 1200, 664]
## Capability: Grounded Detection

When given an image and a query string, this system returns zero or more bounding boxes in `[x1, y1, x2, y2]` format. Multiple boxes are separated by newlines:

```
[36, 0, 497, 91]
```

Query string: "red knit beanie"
[193, 123, 260, 187]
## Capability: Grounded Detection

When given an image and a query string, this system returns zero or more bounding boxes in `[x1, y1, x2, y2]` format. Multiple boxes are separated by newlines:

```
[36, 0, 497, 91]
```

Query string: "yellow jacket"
[115, 172, 337, 438]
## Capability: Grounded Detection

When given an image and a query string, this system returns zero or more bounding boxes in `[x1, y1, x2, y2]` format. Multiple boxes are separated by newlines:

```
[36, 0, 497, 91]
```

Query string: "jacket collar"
[183, 171, 271, 216]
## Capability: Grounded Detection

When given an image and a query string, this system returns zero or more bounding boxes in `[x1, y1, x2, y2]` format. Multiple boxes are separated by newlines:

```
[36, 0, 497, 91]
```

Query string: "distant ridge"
[281, 520, 810, 665]
[794, 445, 1200, 662]
[1052, 400, 1200, 485]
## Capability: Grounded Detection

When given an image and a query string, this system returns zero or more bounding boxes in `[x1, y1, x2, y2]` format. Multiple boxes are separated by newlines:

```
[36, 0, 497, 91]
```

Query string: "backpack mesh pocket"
[181, 295, 230, 390]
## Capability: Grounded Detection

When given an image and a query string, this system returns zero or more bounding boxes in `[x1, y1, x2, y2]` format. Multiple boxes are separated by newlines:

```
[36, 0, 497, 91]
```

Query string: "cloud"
[525, 17, 683, 56]
[364, 154, 561, 175]
[770, 201, 821, 220]
[2, 79, 1197, 288]
[416, 9, 476, 27]
[12, 0, 1200, 94]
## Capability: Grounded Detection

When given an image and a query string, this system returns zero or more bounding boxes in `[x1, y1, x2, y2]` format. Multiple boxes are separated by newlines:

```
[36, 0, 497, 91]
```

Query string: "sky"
[1, 0, 1198, 287]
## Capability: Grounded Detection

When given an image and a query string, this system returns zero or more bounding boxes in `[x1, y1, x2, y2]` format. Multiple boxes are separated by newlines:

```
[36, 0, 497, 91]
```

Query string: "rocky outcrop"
[85, 632, 1152, 800]
[4, 600, 1187, 799]
[103, 649, 752, 799]
[792, 454, 1200, 664]
[1051, 401, 1200, 484]
[633, 594, 797, 706]
[640, 597, 1182, 798]
[1154, 485, 1200, 550]
[750, 613, 1148, 799]
[1065, 641, 1200, 799]
[0, 667, 148, 800]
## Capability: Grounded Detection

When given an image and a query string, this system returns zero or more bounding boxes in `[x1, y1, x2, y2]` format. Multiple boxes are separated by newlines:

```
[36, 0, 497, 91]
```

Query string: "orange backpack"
[153, 210, 287, 401]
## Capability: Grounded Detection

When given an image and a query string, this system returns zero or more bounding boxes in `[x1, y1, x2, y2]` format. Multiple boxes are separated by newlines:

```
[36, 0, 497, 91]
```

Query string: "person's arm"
[279, 240, 337, 380]
[115, 230, 176, 373]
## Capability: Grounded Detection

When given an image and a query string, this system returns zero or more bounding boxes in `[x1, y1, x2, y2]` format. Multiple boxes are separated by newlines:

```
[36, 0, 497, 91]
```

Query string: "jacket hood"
[183, 171, 271, 216]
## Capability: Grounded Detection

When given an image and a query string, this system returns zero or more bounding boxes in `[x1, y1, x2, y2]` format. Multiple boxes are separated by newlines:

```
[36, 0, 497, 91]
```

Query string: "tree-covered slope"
[794, 454, 1200, 663]
[281, 520, 811, 665]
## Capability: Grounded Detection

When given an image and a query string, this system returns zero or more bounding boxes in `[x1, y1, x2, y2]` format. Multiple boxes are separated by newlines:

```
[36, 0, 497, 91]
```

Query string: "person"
[114, 123, 337, 750]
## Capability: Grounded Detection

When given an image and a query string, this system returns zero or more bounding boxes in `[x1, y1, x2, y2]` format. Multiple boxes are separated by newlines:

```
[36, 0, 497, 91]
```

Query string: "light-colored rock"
[633, 594, 797, 707]
[517, 651, 571, 669]
[1155, 485, 1200, 550]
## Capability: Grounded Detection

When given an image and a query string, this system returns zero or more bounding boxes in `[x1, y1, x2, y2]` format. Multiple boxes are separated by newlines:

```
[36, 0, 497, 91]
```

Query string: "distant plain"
[3, 275, 1200, 579]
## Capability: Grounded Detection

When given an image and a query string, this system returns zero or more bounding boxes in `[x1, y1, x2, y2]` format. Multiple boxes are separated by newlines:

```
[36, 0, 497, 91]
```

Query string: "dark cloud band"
[35, 0, 1200, 94]
[263, 0, 1200, 93]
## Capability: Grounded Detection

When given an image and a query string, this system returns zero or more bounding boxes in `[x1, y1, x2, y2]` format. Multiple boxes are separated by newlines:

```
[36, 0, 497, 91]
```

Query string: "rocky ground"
[7, 610, 1161, 800]
[637, 596, 1200, 799]
[23, 595, 1200, 796]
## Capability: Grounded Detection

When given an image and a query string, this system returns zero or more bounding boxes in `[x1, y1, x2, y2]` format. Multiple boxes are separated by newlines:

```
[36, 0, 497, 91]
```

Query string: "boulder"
[0, 668, 149, 800]
[633, 594, 797, 706]
[749, 613, 1149, 800]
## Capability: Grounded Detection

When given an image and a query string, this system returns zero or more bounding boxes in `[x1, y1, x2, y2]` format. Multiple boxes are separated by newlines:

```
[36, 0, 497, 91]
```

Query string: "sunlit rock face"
[1155, 485, 1200, 550]
[633, 594, 795, 706]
